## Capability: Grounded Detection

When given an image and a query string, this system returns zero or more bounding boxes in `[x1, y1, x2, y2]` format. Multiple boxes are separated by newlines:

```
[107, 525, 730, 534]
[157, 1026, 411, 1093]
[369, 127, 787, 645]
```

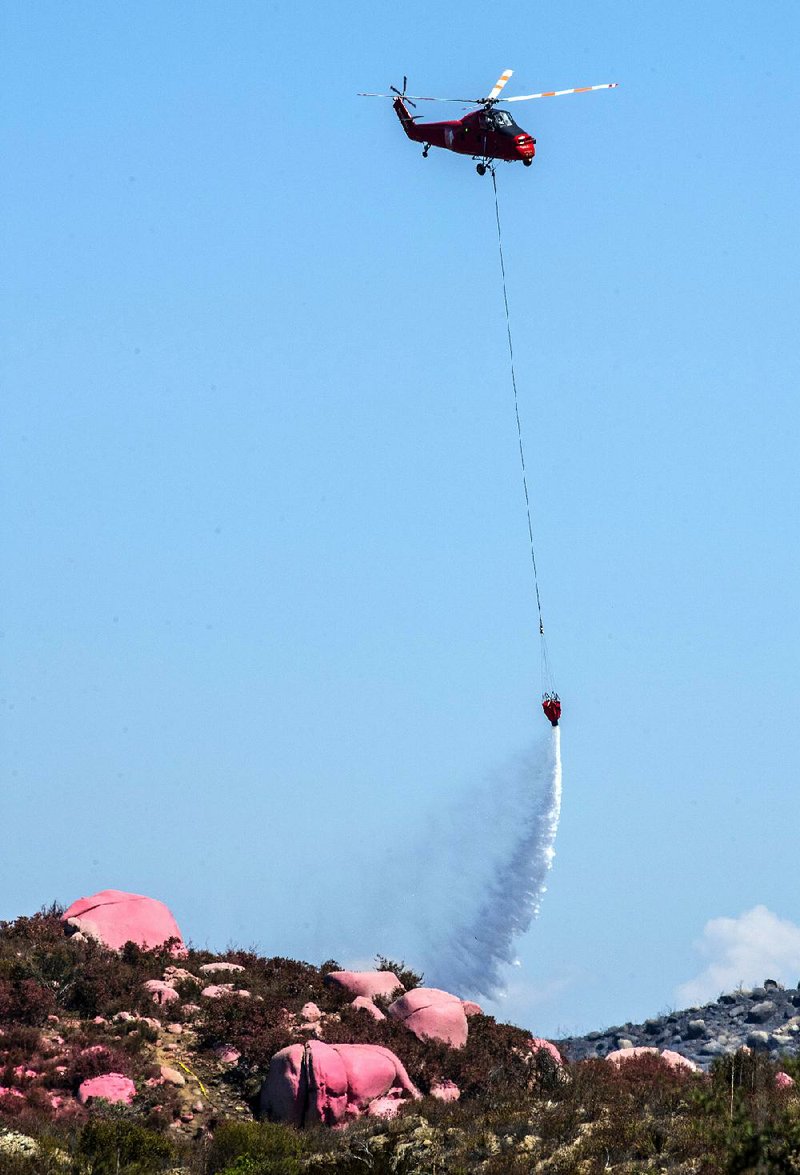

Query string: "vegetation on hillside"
[2, 909, 800, 1172]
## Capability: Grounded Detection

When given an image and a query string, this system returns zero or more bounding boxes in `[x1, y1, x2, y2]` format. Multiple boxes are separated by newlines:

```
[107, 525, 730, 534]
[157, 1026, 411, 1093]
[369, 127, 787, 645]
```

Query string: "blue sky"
[2, 0, 799, 1037]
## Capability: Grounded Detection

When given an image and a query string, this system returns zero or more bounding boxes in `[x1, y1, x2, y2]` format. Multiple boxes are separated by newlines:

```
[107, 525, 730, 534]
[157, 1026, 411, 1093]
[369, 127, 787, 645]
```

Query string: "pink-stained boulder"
[388, 987, 468, 1048]
[301, 1002, 322, 1023]
[62, 890, 185, 954]
[78, 1074, 136, 1106]
[776, 1071, 796, 1089]
[367, 1095, 403, 1119]
[214, 1045, 241, 1065]
[462, 1001, 483, 1017]
[199, 962, 244, 975]
[430, 1080, 460, 1102]
[351, 996, 386, 1021]
[143, 980, 179, 1007]
[324, 971, 404, 1001]
[527, 1038, 563, 1067]
[261, 1041, 420, 1128]
[201, 983, 251, 999]
[606, 1047, 699, 1074]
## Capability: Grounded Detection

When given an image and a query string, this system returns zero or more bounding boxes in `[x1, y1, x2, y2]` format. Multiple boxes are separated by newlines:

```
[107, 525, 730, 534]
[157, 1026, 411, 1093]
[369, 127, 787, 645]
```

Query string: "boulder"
[430, 1080, 460, 1102]
[366, 1095, 404, 1119]
[213, 1045, 241, 1065]
[199, 962, 245, 975]
[387, 987, 468, 1048]
[62, 890, 185, 953]
[527, 1038, 563, 1067]
[462, 1001, 483, 1017]
[261, 1040, 420, 1127]
[606, 1047, 699, 1073]
[143, 980, 179, 1006]
[324, 970, 404, 1001]
[747, 1001, 777, 1024]
[351, 996, 385, 1021]
[78, 1074, 136, 1105]
[776, 1071, 795, 1089]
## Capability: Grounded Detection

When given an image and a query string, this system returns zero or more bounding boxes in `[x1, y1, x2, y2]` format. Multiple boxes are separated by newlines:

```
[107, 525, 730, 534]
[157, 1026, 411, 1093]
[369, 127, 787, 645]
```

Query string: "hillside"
[2, 904, 800, 1173]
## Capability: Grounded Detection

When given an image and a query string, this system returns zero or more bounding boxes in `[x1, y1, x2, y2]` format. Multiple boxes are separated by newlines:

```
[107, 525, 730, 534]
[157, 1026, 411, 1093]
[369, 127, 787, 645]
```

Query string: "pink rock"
[462, 1001, 483, 1017]
[163, 966, 199, 984]
[261, 1041, 421, 1127]
[182, 1003, 202, 1016]
[606, 1046, 698, 1073]
[49, 1094, 65, 1109]
[367, 1095, 403, 1119]
[201, 984, 237, 999]
[93, 1016, 107, 1025]
[199, 962, 245, 975]
[351, 996, 386, 1021]
[143, 979, 179, 1006]
[301, 1002, 322, 1022]
[78, 1074, 136, 1106]
[159, 1065, 185, 1086]
[213, 1045, 239, 1067]
[166, 1023, 183, 1035]
[47, 1015, 60, 1024]
[527, 1038, 563, 1066]
[430, 1080, 460, 1102]
[114, 1011, 136, 1022]
[62, 889, 185, 953]
[0, 1088, 25, 1100]
[387, 987, 469, 1048]
[776, 1071, 795, 1089]
[660, 1049, 700, 1073]
[324, 970, 404, 1001]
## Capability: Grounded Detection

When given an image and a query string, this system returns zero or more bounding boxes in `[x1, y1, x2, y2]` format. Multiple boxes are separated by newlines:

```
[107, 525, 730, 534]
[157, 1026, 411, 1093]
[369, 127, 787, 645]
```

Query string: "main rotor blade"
[357, 92, 478, 103]
[486, 68, 513, 101]
[504, 82, 619, 102]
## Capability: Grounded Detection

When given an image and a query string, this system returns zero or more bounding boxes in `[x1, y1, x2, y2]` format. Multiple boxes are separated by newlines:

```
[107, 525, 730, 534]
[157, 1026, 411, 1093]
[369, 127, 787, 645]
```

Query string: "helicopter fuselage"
[393, 98, 535, 164]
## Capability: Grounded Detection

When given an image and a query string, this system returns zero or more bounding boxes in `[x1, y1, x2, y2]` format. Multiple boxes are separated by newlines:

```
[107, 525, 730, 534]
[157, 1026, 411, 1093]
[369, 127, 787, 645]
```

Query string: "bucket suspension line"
[490, 167, 556, 705]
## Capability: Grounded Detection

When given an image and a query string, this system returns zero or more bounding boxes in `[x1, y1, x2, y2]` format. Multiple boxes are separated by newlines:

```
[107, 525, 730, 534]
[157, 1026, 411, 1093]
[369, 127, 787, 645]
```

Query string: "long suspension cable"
[491, 167, 547, 650]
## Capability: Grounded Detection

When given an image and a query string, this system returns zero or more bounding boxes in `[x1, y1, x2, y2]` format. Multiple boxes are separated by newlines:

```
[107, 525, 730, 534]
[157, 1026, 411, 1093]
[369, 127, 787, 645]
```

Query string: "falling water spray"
[424, 727, 562, 999]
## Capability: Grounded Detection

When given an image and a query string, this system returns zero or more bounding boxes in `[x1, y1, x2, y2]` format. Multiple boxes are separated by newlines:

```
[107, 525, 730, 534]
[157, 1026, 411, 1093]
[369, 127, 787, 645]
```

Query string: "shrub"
[207, 1120, 304, 1175]
[75, 1116, 177, 1174]
[374, 956, 423, 991]
[0, 980, 56, 1026]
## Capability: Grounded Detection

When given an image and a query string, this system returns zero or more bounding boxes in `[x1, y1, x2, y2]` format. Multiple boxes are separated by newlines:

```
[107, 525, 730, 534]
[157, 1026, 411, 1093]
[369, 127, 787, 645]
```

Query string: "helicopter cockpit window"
[492, 110, 514, 128]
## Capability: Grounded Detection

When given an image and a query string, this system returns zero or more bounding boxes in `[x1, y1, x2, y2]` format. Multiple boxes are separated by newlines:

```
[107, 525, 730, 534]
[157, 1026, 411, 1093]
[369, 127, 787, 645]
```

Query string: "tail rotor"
[389, 77, 417, 109]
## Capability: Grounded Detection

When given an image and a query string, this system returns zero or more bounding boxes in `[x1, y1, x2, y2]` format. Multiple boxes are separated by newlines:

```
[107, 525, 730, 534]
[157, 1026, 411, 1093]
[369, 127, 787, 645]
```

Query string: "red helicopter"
[359, 69, 618, 175]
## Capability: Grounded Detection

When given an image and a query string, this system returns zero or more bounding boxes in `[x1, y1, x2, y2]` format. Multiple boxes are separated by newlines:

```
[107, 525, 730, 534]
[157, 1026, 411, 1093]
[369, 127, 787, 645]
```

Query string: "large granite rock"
[260, 1041, 420, 1127]
[62, 890, 185, 953]
[387, 987, 469, 1048]
[323, 971, 404, 1000]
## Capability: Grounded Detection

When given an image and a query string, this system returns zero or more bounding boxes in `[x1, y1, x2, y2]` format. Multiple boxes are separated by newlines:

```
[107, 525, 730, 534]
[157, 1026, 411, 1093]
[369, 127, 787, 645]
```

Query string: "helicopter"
[359, 69, 618, 174]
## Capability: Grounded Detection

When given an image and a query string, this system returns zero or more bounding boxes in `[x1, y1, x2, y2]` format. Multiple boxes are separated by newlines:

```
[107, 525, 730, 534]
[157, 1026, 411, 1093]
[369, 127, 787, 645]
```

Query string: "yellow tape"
[177, 1060, 208, 1097]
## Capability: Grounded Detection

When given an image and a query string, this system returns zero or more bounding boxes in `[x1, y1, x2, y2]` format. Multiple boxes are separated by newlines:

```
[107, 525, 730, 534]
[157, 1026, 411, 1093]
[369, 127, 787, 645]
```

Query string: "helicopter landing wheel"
[422, 145, 429, 158]
[476, 163, 487, 176]
[523, 157, 533, 167]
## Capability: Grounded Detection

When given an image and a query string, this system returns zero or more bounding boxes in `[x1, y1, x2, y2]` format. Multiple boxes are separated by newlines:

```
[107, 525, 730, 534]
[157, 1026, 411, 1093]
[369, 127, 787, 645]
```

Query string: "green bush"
[207, 1121, 304, 1175]
[75, 1117, 176, 1174]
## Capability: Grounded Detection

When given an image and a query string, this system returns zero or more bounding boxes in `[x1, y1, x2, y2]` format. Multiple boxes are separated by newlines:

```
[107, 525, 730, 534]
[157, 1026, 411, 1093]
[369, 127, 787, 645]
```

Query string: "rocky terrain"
[561, 978, 800, 1070]
[2, 892, 800, 1173]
